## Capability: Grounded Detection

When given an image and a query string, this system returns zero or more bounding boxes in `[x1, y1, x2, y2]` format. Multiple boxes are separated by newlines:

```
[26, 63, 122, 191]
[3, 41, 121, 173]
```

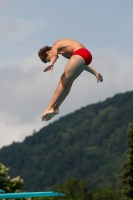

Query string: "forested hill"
[0, 91, 133, 191]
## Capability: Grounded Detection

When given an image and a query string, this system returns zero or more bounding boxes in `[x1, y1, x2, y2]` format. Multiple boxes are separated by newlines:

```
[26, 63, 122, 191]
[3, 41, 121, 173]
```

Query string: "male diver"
[38, 38, 103, 121]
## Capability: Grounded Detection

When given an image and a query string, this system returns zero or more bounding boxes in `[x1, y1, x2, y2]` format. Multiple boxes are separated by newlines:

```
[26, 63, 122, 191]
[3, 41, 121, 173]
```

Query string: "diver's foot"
[96, 73, 103, 83]
[42, 108, 59, 121]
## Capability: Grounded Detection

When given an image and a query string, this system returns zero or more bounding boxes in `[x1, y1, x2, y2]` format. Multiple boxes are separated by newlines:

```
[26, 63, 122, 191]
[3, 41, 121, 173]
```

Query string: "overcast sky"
[0, 0, 133, 148]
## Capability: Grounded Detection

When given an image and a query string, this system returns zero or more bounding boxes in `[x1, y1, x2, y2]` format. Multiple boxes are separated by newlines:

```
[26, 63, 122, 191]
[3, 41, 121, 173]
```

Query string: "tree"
[118, 123, 133, 200]
[93, 186, 121, 200]
[54, 178, 92, 200]
[0, 163, 23, 192]
[34, 178, 92, 200]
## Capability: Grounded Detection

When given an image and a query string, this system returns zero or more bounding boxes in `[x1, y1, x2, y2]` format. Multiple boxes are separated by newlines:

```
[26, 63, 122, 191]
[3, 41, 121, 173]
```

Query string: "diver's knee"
[61, 73, 71, 88]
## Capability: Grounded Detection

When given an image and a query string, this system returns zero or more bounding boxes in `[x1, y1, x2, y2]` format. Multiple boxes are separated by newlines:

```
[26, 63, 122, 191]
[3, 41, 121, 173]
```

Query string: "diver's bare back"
[54, 38, 86, 59]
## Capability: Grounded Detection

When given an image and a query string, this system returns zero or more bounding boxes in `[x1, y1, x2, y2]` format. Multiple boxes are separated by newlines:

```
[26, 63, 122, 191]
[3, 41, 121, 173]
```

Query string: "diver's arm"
[49, 45, 58, 65]
[85, 65, 97, 76]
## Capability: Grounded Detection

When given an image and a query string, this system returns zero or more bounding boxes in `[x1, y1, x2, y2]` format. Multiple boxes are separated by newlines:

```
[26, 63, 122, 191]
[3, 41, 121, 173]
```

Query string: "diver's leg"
[42, 55, 85, 121]
[44, 82, 73, 121]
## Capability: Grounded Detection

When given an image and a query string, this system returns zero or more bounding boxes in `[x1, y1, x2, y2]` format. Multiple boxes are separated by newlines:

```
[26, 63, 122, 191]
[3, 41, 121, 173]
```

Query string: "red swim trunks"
[72, 48, 92, 65]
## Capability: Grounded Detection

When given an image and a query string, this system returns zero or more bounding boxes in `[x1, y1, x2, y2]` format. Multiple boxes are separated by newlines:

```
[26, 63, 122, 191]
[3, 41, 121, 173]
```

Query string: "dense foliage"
[118, 123, 133, 200]
[34, 178, 122, 200]
[0, 91, 133, 191]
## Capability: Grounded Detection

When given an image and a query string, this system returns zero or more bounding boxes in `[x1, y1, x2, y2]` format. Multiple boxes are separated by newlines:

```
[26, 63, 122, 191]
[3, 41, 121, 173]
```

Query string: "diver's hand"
[96, 73, 103, 83]
[43, 64, 54, 72]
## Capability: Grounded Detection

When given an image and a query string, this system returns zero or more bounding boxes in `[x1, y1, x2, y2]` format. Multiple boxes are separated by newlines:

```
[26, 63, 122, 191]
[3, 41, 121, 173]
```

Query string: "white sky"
[0, 0, 133, 148]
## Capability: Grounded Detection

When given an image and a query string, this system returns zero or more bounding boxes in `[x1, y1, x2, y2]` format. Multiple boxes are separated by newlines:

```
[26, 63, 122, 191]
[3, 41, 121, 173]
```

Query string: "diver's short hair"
[38, 46, 52, 63]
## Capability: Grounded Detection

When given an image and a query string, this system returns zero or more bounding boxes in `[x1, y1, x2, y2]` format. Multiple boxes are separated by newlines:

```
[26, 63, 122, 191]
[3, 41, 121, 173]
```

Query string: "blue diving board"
[0, 191, 65, 198]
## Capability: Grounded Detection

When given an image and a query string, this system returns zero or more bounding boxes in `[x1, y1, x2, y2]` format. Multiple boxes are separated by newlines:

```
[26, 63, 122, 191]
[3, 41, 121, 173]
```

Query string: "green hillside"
[0, 91, 133, 191]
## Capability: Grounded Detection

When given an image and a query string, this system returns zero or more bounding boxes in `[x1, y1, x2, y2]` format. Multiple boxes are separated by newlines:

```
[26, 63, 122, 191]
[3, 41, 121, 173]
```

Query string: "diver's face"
[40, 50, 51, 63]
[41, 51, 59, 63]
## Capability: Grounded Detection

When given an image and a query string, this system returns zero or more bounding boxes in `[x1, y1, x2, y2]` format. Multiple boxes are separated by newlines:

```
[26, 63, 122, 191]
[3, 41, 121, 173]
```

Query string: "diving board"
[0, 191, 65, 198]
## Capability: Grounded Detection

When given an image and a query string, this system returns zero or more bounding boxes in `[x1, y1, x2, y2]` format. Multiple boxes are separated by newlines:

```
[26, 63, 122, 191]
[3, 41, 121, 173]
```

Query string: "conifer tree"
[118, 123, 133, 200]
